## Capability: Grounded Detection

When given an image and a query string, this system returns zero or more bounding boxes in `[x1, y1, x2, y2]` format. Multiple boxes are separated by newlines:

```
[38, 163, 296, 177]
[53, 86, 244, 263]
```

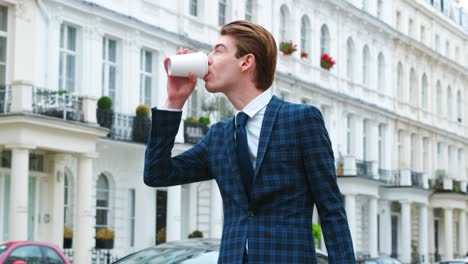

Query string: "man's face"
[204, 35, 243, 94]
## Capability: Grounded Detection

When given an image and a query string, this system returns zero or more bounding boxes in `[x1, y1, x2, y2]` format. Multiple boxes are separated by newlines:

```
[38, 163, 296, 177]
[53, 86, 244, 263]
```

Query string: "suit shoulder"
[280, 100, 322, 119]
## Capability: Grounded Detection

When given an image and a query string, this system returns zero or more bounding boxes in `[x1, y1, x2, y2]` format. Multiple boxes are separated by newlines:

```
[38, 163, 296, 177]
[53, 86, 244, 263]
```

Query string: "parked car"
[0, 241, 70, 264]
[357, 256, 402, 264]
[114, 238, 328, 264]
[439, 257, 468, 264]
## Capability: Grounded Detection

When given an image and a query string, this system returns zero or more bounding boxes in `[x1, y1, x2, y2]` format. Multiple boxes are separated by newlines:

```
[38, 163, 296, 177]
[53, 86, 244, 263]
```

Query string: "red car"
[0, 241, 70, 264]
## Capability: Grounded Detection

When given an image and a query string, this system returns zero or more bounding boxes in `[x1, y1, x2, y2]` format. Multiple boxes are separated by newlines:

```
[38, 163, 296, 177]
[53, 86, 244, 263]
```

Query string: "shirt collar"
[234, 89, 272, 119]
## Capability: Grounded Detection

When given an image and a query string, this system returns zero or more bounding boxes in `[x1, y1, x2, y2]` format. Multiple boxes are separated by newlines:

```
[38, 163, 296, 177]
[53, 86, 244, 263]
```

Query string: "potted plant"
[96, 96, 113, 130]
[320, 53, 336, 70]
[132, 104, 151, 143]
[95, 228, 115, 249]
[63, 226, 73, 249]
[156, 228, 166, 245]
[184, 116, 210, 144]
[301, 51, 308, 59]
[279, 41, 297, 56]
[188, 230, 203, 238]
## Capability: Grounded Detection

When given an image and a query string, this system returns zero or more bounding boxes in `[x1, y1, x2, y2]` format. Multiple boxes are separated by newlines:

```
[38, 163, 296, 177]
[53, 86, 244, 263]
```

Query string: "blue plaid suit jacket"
[144, 96, 355, 263]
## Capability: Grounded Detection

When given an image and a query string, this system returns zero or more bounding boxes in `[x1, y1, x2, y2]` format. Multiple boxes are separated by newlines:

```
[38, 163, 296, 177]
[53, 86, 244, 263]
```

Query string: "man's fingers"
[163, 57, 170, 74]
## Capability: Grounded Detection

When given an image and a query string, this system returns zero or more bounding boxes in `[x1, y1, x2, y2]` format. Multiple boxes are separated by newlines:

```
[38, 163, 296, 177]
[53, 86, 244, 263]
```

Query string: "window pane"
[42, 246, 65, 264]
[0, 6, 7, 32]
[96, 209, 108, 225]
[66, 54, 75, 92]
[145, 76, 152, 106]
[67, 26, 76, 51]
[109, 39, 117, 62]
[8, 245, 43, 263]
[59, 53, 64, 89]
[109, 66, 116, 104]
[102, 38, 106, 59]
[60, 24, 65, 49]
[0, 37, 6, 63]
[145, 51, 152, 72]
[0, 65, 5, 86]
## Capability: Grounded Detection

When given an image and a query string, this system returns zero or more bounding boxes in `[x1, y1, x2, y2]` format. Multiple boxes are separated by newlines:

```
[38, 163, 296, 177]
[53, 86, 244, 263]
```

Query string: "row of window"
[344, 116, 465, 175]
[396, 4, 466, 66]
[396, 63, 463, 122]
[189, 0, 254, 26]
[59, 24, 157, 109]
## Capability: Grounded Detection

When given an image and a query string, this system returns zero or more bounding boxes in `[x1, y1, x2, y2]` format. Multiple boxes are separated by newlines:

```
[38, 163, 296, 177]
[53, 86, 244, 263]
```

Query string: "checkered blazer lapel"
[253, 96, 283, 181]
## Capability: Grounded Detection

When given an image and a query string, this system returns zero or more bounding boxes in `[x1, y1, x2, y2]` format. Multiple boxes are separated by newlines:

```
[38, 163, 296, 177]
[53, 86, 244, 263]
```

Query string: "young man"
[144, 20, 355, 263]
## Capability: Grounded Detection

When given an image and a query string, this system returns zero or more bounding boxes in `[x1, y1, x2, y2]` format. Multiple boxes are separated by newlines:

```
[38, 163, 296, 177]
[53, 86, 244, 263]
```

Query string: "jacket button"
[248, 210, 255, 217]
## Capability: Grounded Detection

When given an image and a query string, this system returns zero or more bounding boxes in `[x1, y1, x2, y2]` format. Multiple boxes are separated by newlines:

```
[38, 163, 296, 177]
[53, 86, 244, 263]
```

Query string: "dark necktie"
[235, 112, 254, 201]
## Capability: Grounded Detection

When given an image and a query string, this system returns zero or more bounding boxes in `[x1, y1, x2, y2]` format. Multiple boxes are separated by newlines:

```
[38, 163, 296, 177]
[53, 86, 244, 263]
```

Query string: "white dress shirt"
[234, 89, 273, 169]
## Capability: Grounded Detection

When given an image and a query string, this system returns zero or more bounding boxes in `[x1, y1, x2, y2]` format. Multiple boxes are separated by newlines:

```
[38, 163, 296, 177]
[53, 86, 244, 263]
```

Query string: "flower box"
[279, 41, 297, 56]
[320, 53, 335, 70]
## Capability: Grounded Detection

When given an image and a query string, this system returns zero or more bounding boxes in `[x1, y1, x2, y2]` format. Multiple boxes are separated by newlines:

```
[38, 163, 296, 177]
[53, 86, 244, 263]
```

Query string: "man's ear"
[240, 53, 255, 72]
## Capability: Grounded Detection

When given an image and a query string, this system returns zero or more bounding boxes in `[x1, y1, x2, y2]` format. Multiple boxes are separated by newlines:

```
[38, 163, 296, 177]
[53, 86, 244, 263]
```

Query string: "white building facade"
[0, 0, 467, 263]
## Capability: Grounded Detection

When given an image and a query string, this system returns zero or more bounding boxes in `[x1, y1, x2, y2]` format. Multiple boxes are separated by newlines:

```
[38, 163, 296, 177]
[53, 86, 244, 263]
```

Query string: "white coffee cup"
[168, 52, 208, 78]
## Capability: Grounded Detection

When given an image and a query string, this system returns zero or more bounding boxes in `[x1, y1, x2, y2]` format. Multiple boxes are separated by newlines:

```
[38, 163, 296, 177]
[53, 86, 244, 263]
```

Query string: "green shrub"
[188, 230, 203, 238]
[136, 104, 150, 117]
[198, 117, 211, 125]
[185, 116, 198, 123]
[58, 89, 68, 95]
[97, 96, 113, 109]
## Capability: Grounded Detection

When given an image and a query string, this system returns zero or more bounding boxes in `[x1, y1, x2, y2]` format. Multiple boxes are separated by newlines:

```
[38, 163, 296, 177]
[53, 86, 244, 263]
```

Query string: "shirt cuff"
[156, 106, 183, 112]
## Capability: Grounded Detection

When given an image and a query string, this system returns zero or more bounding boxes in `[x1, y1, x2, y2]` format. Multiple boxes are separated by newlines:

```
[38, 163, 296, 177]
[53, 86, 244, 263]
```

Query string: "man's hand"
[163, 49, 198, 109]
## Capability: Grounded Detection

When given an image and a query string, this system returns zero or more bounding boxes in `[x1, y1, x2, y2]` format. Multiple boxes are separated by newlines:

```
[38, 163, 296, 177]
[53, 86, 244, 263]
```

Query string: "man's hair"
[220, 20, 277, 91]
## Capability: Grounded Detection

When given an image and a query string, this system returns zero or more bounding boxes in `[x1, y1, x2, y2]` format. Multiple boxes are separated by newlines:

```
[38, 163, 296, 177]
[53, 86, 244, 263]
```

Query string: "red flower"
[301, 51, 308, 58]
[320, 53, 335, 70]
[279, 41, 297, 55]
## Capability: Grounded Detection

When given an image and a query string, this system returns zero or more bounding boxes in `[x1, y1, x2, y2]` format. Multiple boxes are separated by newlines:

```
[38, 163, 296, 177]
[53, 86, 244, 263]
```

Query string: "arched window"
[409, 68, 417, 106]
[280, 5, 290, 41]
[300, 16, 310, 58]
[435, 81, 442, 115]
[346, 37, 355, 81]
[457, 90, 462, 122]
[362, 45, 370, 86]
[96, 174, 110, 229]
[421, 74, 428, 110]
[245, 0, 253, 21]
[397, 62, 403, 100]
[378, 52, 385, 91]
[447, 86, 452, 118]
[320, 24, 330, 55]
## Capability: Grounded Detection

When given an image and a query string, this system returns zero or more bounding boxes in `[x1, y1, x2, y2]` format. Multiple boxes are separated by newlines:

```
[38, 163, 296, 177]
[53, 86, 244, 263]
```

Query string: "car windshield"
[116, 247, 217, 264]
[0, 244, 9, 258]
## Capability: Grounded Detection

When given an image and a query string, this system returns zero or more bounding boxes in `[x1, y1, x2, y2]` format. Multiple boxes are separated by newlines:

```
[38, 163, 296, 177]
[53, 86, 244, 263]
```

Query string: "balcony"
[32, 87, 82, 121]
[356, 160, 374, 179]
[183, 121, 209, 144]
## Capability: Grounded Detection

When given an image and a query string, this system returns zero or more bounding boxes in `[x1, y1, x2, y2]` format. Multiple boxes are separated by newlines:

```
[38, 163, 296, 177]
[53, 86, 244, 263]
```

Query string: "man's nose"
[207, 55, 213, 66]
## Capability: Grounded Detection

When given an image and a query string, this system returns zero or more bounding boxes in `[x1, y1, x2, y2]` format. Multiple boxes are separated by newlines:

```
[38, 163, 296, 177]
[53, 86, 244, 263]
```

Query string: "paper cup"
[168, 52, 208, 78]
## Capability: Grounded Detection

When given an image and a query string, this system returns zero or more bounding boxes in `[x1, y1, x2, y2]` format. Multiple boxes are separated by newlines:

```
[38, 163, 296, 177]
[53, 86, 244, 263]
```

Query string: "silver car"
[113, 238, 328, 264]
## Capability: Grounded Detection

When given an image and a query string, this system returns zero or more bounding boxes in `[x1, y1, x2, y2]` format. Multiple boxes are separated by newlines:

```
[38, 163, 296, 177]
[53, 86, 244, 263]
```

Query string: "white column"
[209, 180, 223, 238]
[444, 208, 453, 260]
[48, 154, 67, 247]
[345, 194, 356, 243]
[419, 204, 428, 263]
[401, 201, 412, 264]
[369, 121, 379, 178]
[74, 153, 97, 264]
[459, 210, 466, 260]
[428, 207, 435, 261]
[166, 185, 182, 241]
[369, 196, 378, 257]
[8, 145, 34, 240]
[379, 200, 392, 256]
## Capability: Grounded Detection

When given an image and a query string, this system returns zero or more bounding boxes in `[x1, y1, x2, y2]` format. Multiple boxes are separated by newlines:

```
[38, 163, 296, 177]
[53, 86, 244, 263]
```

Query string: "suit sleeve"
[300, 106, 356, 263]
[144, 108, 214, 187]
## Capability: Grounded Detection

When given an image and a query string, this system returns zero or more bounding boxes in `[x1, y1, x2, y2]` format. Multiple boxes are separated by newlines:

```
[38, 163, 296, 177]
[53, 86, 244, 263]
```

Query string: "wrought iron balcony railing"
[411, 171, 424, 188]
[32, 87, 83, 121]
[355, 160, 373, 179]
